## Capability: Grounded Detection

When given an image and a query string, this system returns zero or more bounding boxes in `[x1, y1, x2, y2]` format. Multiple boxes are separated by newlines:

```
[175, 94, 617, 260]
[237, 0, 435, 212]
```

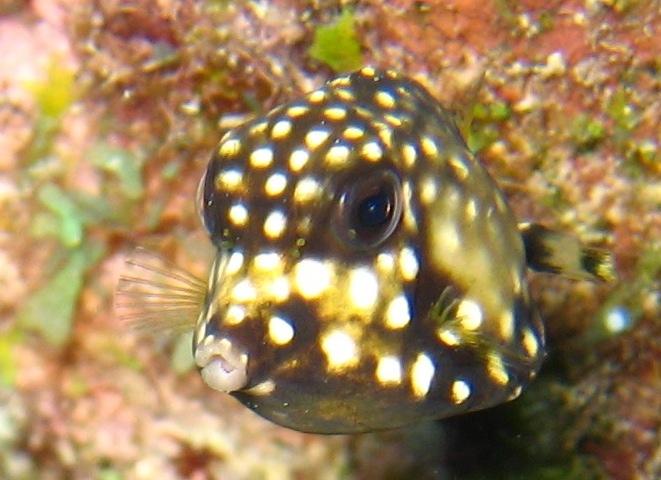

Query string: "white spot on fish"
[343, 125, 364, 140]
[268, 315, 295, 345]
[324, 106, 347, 120]
[226, 251, 244, 275]
[361, 141, 383, 162]
[420, 177, 438, 204]
[451, 379, 471, 404]
[457, 298, 483, 330]
[287, 105, 309, 117]
[264, 172, 288, 196]
[231, 279, 256, 302]
[219, 138, 241, 157]
[253, 252, 282, 271]
[289, 148, 309, 172]
[326, 144, 350, 166]
[399, 247, 419, 281]
[498, 310, 515, 340]
[402, 143, 417, 167]
[349, 267, 379, 311]
[420, 136, 439, 157]
[263, 210, 287, 239]
[216, 169, 243, 191]
[375, 90, 396, 109]
[308, 89, 327, 103]
[250, 146, 274, 168]
[294, 259, 332, 299]
[271, 119, 292, 139]
[228, 203, 248, 226]
[321, 329, 359, 370]
[486, 354, 509, 385]
[376, 252, 396, 273]
[305, 129, 330, 150]
[267, 277, 290, 302]
[411, 353, 435, 397]
[385, 294, 411, 329]
[294, 177, 322, 203]
[522, 328, 539, 357]
[376, 356, 403, 385]
[449, 154, 470, 180]
[225, 305, 246, 325]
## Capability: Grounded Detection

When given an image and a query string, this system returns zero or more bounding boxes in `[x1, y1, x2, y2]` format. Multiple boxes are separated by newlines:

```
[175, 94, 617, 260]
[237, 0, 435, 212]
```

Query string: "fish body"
[117, 67, 614, 434]
[194, 67, 544, 434]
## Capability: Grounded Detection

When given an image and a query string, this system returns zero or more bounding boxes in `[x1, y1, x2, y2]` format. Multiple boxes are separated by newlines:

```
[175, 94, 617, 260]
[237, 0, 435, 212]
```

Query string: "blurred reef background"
[0, 0, 658, 479]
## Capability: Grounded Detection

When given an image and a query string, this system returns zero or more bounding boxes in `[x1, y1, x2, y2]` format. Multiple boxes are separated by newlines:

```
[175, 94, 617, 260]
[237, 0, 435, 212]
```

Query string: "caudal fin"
[519, 223, 617, 283]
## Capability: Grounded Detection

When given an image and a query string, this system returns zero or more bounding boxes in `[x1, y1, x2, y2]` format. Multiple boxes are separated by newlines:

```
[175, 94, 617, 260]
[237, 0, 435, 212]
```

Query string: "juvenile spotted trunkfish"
[116, 67, 615, 434]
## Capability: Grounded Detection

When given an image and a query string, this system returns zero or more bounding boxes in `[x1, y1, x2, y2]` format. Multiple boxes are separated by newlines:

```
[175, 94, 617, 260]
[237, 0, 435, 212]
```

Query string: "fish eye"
[333, 169, 403, 249]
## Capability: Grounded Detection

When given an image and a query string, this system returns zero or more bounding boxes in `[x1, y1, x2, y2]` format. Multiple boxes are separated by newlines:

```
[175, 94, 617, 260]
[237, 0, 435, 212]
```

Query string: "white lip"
[195, 337, 248, 393]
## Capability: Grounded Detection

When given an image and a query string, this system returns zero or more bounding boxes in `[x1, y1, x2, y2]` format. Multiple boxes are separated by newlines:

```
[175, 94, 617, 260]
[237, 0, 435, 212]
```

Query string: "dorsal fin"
[519, 223, 617, 282]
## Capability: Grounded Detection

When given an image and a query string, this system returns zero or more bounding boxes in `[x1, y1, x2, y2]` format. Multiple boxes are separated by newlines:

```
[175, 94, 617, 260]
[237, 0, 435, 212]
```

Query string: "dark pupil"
[356, 190, 392, 228]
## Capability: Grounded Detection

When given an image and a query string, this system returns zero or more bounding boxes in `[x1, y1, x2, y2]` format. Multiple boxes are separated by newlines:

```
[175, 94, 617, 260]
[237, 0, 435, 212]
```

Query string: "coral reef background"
[0, 1, 658, 479]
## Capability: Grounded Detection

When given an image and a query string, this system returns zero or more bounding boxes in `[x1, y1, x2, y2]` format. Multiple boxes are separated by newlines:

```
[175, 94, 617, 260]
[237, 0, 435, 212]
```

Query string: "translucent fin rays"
[114, 248, 207, 334]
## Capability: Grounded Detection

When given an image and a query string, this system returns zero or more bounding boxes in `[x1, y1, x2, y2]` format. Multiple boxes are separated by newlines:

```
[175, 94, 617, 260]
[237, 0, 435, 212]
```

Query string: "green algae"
[0, 331, 22, 387]
[538, 11, 555, 32]
[30, 142, 146, 247]
[606, 88, 639, 139]
[24, 59, 76, 166]
[309, 9, 363, 72]
[494, 0, 517, 28]
[17, 242, 104, 346]
[466, 100, 511, 153]
[570, 115, 606, 152]
[161, 160, 181, 180]
[33, 184, 86, 248]
[473, 100, 511, 122]
[31, 182, 131, 247]
[90, 143, 144, 200]
[28, 59, 76, 119]
[602, 0, 641, 14]
[627, 139, 657, 170]
[97, 339, 143, 372]
[98, 468, 123, 480]
[170, 331, 195, 374]
[63, 373, 90, 399]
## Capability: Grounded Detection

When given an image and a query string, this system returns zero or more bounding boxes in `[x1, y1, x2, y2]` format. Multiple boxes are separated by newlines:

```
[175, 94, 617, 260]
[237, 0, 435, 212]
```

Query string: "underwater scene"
[0, 1, 658, 479]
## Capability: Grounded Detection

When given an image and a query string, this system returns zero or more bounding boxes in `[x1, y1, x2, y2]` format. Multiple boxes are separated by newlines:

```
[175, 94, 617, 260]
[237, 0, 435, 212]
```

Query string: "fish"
[116, 67, 616, 434]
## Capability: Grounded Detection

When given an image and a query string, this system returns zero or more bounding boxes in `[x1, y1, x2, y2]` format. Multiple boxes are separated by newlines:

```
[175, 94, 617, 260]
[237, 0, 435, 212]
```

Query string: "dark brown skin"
[192, 68, 545, 433]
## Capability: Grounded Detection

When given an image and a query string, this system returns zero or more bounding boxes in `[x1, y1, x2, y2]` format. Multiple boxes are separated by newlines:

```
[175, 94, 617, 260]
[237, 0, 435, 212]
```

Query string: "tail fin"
[519, 223, 617, 283]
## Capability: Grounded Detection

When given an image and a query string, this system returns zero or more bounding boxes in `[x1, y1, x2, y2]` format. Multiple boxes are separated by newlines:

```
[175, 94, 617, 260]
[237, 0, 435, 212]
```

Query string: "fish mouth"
[192, 250, 250, 393]
[194, 336, 249, 393]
